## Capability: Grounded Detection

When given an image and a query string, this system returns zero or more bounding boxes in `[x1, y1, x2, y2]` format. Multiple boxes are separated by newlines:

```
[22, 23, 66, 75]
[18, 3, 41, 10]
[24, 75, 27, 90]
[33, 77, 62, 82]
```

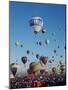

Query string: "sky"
[9, 1, 66, 75]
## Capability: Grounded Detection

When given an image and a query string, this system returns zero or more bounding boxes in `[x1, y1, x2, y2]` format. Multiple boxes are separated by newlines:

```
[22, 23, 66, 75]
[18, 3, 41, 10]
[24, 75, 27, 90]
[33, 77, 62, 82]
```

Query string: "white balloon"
[45, 39, 50, 44]
[29, 16, 43, 33]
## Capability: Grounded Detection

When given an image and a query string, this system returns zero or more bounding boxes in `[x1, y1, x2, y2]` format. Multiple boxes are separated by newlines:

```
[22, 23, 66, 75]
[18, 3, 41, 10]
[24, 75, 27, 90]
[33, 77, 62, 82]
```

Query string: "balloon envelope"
[36, 54, 39, 59]
[39, 41, 42, 46]
[40, 56, 48, 65]
[54, 50, 56, 53]
[27, 50, 30, 54]
[21, 44, 23, 47]
[11, 67, 17, 76]
[21, 56, 27, 64]
[29, 17, 43, 33]
[15, 41, 20, 47]
[45, 39, 50, 45]
[59, 60, 64, 65]
[42, 29, 46, 33]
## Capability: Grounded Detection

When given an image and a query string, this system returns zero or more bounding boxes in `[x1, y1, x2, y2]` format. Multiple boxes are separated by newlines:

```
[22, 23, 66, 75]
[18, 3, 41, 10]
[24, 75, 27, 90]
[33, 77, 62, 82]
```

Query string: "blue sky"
[9, 1, 66, 71]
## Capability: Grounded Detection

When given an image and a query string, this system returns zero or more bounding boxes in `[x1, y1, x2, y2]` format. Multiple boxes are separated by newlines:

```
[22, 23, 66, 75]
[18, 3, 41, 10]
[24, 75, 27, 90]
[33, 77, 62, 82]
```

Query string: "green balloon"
[15, 41, 20, 47]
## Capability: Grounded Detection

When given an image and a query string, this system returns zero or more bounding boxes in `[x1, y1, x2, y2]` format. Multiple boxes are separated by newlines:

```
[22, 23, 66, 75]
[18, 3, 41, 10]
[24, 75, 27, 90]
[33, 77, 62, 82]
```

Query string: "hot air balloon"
[45, 39, 50, 45]
[40, 56, 48, 65]
[42, 29, 46, 33]
[21, 44, 23, 47]
[59, 60, 64, 65]
[10, 63, 19, 77]
[15, 40, 20, 47]
[26, 50, 30, 54]
[36, 54, 40, 59]
[15, 40, 23, 48]
[29, 61, 42, 76]
[29, 16, 43, 34]
[21, 56, 27, 65]
[53, 50, 56, 54]
[39, 41, 42, 46]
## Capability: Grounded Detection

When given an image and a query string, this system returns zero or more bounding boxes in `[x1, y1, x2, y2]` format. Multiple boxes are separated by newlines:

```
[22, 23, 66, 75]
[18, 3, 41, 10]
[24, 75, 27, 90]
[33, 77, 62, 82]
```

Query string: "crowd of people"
[10, 69, 66, 89]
